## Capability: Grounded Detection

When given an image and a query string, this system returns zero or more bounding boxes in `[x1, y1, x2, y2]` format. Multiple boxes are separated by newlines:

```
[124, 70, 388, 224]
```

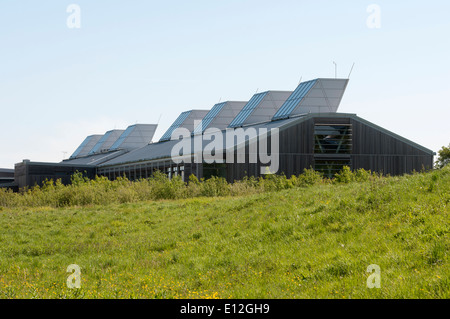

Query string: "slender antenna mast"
[298, 76, 303, 85]
[157, 114, 162, 125]
[333, 61, 337, 78]
[255, 88, 259, 94]
[348, 62, 355, 79]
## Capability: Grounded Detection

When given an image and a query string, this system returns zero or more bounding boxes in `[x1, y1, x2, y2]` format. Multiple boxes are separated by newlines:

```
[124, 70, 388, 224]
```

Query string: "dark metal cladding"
[95, 113, 434, 183]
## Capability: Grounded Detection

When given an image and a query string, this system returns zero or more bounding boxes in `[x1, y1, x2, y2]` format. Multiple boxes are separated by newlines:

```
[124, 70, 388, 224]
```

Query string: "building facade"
[4, 78, 435, 189]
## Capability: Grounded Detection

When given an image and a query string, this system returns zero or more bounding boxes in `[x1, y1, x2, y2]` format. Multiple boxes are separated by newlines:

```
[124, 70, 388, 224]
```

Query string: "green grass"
[0, 168, 449, 299]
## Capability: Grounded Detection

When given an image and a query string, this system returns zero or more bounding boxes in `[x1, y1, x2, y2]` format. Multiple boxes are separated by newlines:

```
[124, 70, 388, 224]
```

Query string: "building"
[5, 78, 435, 190]
[0, 168, 15, 189]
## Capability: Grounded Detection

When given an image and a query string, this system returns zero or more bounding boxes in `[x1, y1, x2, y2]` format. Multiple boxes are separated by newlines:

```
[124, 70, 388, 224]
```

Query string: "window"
[313, 123, 352, 178]
[160, 111, 192, 142]
[314, 124, 352, 154]
[110, 126, 135, 150]
[70, 136, 93, 158]
[272, 80, 317, 120]
[193, 102, 226, 134]
[89, 131, 112, 154]
[228, 92, 268, 128]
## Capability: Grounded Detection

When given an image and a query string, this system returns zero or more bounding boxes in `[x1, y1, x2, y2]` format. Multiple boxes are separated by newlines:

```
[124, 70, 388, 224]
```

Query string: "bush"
[2, 170, 327, 208]
[259, 173, 294, 192]
[149, 171, 186, 200]
[2, 165, 418, 209]
[200, 176, 231, 197]
[334, 166, 355, 184]
[296, 168, 324, 187]
[354, 168, 371, 182]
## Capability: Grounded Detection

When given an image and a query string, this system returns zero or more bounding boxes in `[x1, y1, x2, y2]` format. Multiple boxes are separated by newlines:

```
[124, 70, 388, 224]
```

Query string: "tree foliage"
[435, 144, 450, 169]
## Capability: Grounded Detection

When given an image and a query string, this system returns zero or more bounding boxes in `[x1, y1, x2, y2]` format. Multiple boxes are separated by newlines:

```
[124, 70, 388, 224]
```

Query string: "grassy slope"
[0, 168, 449, 299]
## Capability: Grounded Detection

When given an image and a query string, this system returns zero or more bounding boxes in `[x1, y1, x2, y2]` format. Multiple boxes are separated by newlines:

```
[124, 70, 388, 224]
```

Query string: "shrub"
[297, 168, 324, 187]
[354, 168, 371, 182]
[6, 164, 433, 209]
[200, 176, 231, 197]
[149, 171, 186, 200]
[0, 188, 15, 207]
[259, 173, 293, 192]
[185, 175, 201, 198]
[334, 166, 355, 184]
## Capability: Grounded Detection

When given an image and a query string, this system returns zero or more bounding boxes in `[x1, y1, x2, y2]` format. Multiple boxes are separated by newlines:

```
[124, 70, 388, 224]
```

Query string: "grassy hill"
[0, 167, 448, 299]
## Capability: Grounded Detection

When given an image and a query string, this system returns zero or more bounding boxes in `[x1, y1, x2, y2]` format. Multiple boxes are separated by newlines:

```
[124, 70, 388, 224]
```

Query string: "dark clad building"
[3, 78, 435, 189]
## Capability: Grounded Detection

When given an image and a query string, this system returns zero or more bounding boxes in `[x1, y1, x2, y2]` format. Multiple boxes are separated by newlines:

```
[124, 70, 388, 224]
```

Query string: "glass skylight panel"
[228, 92, 267, 128]
[88, 131, 112, 155]
[193, 102, 226, 134]
[70, 136, 92, 158]
[159, 111, 192, 141]
[272, 80, 317, 120]
[110, 125, 135, 150]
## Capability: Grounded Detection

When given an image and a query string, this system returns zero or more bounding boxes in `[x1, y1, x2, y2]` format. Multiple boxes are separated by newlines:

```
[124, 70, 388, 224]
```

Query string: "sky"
[1, 0, 449, 168]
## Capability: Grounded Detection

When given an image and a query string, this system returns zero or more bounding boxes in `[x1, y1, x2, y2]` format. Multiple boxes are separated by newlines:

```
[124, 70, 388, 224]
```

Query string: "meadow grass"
[0, 167, 448, 299]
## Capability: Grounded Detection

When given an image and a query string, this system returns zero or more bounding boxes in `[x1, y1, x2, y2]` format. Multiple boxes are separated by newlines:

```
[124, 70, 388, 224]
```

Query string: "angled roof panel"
[70, 135, 103, 159]
[110, 126, 135, 150]
[228, 91, 292, 128]
[90, 131, 113, 154]
[192, 101, 247, 135]
[159, 109, 209, 142]
[110, 124, 157, 150]
[272, 78, 349, 120]
[228, 92, 268, 128]
[160, 111, 192, 142]
[88, 129, 125, 155]
[192, 103, 226, 135]
[272, 79, 318, 120]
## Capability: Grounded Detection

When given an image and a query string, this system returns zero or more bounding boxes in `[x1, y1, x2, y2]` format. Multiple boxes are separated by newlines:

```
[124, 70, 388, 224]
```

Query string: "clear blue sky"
[1, 1, 449, 168]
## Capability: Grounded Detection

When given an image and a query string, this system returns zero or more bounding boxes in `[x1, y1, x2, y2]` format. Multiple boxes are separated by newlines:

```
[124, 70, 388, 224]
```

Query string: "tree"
[435, 144, 450, 169]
